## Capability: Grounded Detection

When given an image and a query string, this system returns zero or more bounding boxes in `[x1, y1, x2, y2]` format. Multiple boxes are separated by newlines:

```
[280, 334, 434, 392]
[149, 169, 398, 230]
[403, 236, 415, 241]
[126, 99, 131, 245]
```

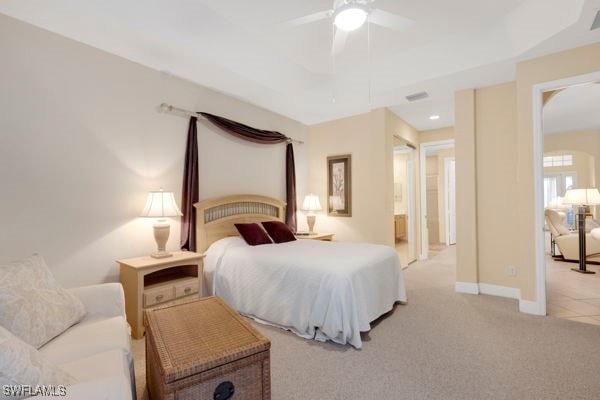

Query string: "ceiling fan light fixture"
[334, 4, 368, 31]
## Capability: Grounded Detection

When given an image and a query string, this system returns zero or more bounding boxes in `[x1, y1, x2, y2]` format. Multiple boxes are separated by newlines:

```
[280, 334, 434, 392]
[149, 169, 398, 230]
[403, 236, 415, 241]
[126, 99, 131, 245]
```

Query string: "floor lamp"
[563, 188, 600, 274]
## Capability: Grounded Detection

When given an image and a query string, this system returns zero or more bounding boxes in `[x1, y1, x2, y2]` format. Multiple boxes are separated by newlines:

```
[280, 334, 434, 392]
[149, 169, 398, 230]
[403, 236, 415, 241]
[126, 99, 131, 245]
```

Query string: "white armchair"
[545, 209, 600, 262]
[38, 283, 135, 400]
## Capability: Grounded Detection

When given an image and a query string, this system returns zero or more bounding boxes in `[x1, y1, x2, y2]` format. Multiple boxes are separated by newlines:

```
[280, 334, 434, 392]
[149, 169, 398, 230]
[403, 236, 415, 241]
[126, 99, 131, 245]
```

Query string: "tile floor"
[546, 254, 600, 326]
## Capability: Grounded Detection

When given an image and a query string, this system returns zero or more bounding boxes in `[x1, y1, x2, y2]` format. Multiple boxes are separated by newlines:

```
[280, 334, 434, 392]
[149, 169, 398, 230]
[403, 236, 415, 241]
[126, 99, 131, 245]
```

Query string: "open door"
[393, 141, 417, 265]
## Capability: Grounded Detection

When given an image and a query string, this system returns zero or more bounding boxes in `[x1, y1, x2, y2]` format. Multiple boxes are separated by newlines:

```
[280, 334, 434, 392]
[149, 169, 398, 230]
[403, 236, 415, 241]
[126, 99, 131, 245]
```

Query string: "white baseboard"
[456, 281, 546, 316]
[478, 283, 520, 299]
[519, 299, 546, 316]
[455, 282, 479, 294]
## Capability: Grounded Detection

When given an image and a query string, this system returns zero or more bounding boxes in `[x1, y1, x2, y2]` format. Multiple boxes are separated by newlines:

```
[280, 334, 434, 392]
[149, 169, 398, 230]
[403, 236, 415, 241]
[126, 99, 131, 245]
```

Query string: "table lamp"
[563, 188, 600, 274]
[140, 189, 183, 258]
[302, 194, 322, 234]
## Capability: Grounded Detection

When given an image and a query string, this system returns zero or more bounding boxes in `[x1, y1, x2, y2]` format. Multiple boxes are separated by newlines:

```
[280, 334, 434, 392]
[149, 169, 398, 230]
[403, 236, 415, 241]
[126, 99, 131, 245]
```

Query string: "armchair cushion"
[56, 349, 133, 400]
[0, 325, 77, 399]
[555, 233, 600, 261]
[67, 283, 125, 321]
[40, 316, 132, 367]
[0, 255, 86, 348]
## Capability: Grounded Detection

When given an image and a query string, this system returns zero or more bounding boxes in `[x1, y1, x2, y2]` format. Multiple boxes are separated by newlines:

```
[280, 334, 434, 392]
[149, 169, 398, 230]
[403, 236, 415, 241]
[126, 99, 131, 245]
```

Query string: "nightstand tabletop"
[296, 232, 334, 241]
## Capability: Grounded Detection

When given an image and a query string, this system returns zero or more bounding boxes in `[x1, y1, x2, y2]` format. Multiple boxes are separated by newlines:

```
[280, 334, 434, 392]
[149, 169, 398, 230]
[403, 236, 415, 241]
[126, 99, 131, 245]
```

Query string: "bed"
[194, 194, 407, 349]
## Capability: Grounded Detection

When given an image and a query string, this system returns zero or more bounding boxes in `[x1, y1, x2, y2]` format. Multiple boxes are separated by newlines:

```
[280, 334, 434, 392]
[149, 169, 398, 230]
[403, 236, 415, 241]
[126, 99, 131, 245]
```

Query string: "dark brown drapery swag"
[180, 116, 199, 251]
[181, 112, 298, 242]
[285, 142, 297, 231]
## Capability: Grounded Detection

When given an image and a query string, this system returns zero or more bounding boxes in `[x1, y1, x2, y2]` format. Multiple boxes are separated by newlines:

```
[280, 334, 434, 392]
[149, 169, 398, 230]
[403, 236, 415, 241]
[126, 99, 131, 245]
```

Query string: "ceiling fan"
[281, 0, 414, 55]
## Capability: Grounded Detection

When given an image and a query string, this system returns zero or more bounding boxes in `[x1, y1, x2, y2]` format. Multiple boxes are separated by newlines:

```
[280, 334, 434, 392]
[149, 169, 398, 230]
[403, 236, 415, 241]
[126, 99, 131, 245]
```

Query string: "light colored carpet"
[133, 246, 600, 399]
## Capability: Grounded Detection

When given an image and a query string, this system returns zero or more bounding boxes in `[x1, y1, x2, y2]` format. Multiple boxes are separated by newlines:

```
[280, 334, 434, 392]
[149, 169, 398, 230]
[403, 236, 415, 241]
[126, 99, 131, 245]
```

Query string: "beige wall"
[308, 110, 391, 245]
[420, 127, 454, 143]
[455, 89, 478, 284]
[456, 42, 600, 302]
[543, 150, 593, 190]
[0, 15, 308, 287]
[544, 129, 600, 188]
[308, 108, 419, 248]
[474, 82, 520, 288]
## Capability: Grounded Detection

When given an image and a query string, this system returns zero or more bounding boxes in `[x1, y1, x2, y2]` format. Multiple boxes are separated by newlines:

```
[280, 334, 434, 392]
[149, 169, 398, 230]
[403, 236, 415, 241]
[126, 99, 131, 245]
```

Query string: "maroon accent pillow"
[261, 221, 297, 243]
[234, 223, 272, 246]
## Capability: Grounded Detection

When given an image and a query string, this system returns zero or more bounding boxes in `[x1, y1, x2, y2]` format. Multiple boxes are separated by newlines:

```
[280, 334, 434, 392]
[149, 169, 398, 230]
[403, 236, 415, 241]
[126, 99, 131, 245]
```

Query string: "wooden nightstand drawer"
[119, 251, 204, 339]
[174, 278, 199, 298]
[144, 286, 175, 307]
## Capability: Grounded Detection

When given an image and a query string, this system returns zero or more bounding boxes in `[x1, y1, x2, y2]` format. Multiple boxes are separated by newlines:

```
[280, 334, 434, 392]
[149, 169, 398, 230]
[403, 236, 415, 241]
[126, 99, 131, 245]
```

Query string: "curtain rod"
[159, 103, 304, 145]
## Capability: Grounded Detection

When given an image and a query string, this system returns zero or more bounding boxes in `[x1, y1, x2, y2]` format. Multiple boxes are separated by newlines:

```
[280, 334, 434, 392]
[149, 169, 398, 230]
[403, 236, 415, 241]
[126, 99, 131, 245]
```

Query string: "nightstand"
[118, 251, 204, 339]
[296, 232, 334, 241]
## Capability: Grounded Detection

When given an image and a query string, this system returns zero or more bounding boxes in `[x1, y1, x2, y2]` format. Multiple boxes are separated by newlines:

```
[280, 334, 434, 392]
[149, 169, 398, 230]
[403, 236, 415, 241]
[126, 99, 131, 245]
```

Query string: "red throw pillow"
[234, 223, 272, 246]
[261, 221, 297, 243]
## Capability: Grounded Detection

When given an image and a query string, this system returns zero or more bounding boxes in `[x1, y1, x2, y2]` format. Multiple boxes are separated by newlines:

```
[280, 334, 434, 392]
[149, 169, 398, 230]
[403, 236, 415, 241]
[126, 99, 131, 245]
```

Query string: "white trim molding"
[519, 299, 546, 316]
[456, 282, 544, 315]
[478, 283, 520, 299]
[455, 282, 479, 294]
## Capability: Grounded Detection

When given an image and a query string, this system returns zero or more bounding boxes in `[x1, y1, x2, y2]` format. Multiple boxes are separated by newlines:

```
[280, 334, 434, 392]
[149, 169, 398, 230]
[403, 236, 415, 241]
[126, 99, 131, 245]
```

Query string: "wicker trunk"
[145, 296, 271, 400]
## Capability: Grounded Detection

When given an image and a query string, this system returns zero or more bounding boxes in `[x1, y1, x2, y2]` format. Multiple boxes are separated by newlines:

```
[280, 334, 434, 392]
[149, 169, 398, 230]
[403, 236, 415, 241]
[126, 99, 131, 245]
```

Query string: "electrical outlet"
[507, 266, 517, 277]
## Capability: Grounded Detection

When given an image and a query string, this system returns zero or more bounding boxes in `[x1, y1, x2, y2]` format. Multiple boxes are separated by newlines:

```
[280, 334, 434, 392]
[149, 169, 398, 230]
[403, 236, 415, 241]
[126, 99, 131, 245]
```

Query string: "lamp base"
[152, 221, 172, 258]
[307, 215, 316, 235]
[151, 251, 173, 259]
[571, 268, 595, 274]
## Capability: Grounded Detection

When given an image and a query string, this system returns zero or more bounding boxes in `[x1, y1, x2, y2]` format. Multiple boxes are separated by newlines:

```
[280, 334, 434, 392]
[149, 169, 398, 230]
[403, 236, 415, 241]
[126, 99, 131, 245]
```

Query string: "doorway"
[445, 157, 457, 246]
[393, 140, 417, 265]
[419, 139, 455, 260]
[532, 71, 600, 318]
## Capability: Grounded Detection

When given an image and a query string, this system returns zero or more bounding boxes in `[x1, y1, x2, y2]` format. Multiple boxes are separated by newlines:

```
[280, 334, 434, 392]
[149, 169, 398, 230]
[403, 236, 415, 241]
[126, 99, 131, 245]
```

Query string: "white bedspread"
[204, 237, 406, 349]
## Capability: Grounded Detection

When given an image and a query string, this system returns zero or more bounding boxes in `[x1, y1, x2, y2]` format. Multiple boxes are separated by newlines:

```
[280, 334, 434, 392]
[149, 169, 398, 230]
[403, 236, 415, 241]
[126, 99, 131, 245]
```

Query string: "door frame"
[531, 70, 600, 316]
[394, 145, 417, 263]
[419, 139, 455, 260]
[444, 157, 456, 246]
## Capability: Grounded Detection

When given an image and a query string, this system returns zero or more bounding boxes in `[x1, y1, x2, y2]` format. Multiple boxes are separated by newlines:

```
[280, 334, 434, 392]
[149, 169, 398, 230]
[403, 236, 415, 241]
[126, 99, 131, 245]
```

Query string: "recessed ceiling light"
[429, 115, 440, 120]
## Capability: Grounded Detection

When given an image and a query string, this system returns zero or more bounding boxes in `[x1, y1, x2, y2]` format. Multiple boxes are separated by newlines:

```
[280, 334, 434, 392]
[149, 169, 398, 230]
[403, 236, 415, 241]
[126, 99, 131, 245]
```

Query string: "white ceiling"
[543, 83, 600, 134]
[1, 0, 600, 131]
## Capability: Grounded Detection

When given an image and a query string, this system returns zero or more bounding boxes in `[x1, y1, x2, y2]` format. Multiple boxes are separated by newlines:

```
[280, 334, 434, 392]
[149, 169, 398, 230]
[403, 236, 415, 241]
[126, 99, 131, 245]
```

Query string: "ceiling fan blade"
[369, 9, 414, 31]
[277, 10, 331, 29]
[331, 28, 348, 56]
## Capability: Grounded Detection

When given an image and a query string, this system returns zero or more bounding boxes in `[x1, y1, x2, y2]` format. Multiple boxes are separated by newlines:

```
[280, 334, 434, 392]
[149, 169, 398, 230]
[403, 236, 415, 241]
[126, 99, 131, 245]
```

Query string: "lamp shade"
[302, 194, 322, 211]
[562, 188, 600, 206]
[140, 190, 183, 217]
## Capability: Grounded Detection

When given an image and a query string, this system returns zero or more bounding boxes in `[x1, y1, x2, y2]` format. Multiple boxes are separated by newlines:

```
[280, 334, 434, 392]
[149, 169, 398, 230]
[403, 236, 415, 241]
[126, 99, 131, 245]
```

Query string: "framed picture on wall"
[327, 154, 352, 217]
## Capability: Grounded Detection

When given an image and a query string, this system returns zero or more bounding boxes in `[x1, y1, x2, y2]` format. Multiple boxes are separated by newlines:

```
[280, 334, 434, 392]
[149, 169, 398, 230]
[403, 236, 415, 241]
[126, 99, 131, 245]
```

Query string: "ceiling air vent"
[405, 91, 429, 102]
[591, 10, 600, 30]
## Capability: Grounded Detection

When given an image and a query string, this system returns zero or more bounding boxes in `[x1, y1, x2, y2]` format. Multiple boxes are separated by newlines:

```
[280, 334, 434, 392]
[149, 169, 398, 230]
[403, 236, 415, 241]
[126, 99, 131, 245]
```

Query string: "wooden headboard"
[194, 194, 286, 253]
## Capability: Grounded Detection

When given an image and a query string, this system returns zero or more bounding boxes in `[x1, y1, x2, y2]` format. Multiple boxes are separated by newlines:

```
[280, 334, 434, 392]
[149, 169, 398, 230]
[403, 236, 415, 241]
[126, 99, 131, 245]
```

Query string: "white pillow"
[0, 325, 77, 399]
[0, 255, 86, 348]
